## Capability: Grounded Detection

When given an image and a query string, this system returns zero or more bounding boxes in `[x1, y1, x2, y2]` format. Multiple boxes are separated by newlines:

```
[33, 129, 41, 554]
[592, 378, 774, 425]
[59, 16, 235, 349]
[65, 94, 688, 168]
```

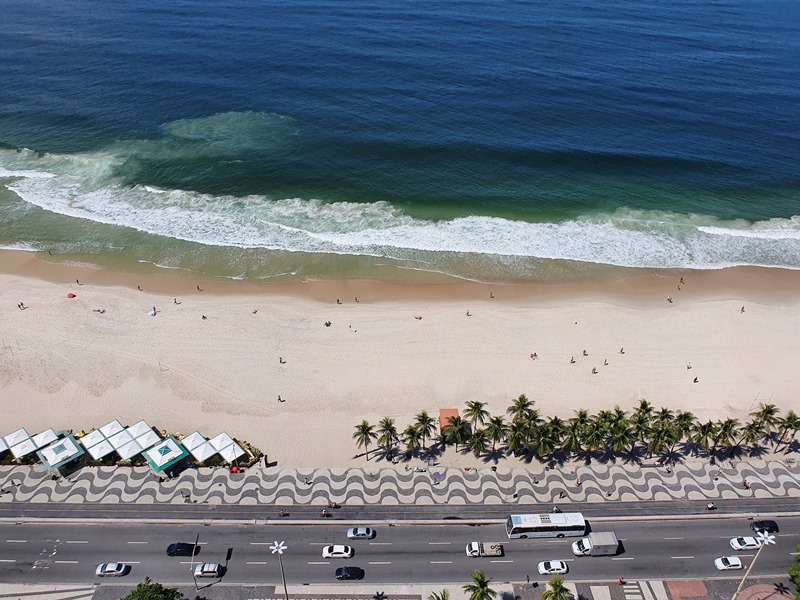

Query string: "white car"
[96, 562, 129, 577]
[715, 556, 743, 571]
[538, 560, 568, 575]
[194, 562, 223, 578]
[322, 544, 354, 559]
[346, 526, 375, 540]
[730, 536, 761, 551]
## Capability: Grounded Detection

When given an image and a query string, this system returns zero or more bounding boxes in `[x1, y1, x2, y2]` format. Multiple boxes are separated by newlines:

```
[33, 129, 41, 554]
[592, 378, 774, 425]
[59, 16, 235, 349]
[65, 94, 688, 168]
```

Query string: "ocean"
[1, 0, 799, 283]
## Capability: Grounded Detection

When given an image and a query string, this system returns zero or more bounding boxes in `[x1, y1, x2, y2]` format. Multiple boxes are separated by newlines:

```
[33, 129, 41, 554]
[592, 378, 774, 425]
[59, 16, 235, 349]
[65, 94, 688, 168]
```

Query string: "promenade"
[1, 458, 798, 512]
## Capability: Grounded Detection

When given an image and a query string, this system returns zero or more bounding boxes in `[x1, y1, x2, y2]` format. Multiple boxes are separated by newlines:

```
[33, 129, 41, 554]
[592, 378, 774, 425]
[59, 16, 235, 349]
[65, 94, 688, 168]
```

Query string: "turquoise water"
[1, 0, 799, 282]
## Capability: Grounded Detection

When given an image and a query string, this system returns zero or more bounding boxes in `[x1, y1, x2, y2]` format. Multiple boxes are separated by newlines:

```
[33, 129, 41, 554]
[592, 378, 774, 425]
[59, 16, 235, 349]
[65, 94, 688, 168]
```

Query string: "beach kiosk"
[144, 437, 189, 475]
[439, 408, 460, 432]
[36, 435, 85, 474]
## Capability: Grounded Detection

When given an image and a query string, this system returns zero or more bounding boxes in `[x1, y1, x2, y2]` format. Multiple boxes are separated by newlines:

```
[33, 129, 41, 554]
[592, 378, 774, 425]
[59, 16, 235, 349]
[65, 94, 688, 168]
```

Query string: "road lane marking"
[369, 542, 392, 545]
[247, 561, 268, 565]
[308, 543, 328, 546]
[430, 561, 453, 564]
[127, 541, 148, 544]
[66, 540, 88, 544]
[664, 537, 684, 540]
[54, 560, 79, 564]
[0, 560, 16, 563]
[308, 561, 329, 565]
[5, 540, 27, 543]
[250, 542, 273, 545]
[671, 556, 694, 559]
[490, 560, 514, 563]
[612, 557, 635, 560]
[428, 542, 452, 545]
[369, 561, 391, 565]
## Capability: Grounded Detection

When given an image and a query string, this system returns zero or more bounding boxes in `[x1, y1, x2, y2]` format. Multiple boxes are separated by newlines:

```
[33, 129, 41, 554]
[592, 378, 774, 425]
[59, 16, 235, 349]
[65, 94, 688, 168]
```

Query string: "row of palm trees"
[353, 397, 799, 462]
[430, 569, 571, 600]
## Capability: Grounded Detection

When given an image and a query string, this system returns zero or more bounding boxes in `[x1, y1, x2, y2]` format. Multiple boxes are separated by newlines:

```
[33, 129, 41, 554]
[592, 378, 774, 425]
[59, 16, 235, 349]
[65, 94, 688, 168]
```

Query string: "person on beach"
[355, 297, 359, 302]
[174, 298, 180, 304]
[279, 357, 286, 364]
[693, 376, 698, 383]
[18, 302, 25, 310]
[490, 292, 494, 298]
[337, 298, 341, 304]
[137, 285, 142, 291]
[570, 356, 575, 363]
[687, 362, 692, 370]
[741, 306, 745, 313]
[582, 349, 588, 356]
[619, 347, 625, 354]
[202, 315, 207, 320]
[466, 310, 471, 316]
[76, 279, 82, 285]
[591, 367, 597, 374]
[667, 296, 673, 303]
[604, 358, 608, 365]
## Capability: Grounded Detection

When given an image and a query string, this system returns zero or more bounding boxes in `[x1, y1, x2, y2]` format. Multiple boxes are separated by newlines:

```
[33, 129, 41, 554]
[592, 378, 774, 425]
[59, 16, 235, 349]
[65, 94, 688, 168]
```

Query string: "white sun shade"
[85, 439, 114, 460]
[218, 442, 246, 462]
[181, 431, 207, 451]
[3, 428, 30, 447]
[208, 432, 236, 451]
[189, 441, 217, 462]
[116, 439, 144, 460]
[99, 419, 124, 438]
[80, 429, 106, 448]
[10, 438, 37, 459]
[126, 420, 152, 438]
[108, 430, 134, 450]
[135, 429, 160, 451]
[32, 429, 58, 449]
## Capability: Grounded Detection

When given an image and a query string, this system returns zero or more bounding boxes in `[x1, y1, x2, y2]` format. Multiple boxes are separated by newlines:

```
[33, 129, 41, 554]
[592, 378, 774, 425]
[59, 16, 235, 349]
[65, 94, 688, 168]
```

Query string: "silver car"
[715, 556, 743, 571]
[346, 526, 375, 540]
[96, 562, 129, 577]
[194, 562, 223, 578]
[729, 536, 761, 551]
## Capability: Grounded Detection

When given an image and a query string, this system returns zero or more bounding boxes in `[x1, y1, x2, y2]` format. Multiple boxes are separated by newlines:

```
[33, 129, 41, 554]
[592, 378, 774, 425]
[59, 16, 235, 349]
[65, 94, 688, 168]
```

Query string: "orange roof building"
[439, 408, 459, 432]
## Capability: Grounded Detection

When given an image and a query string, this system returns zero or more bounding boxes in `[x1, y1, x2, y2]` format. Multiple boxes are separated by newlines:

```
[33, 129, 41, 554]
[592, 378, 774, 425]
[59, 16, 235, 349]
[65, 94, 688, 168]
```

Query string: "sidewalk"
[1, 459, 798, 507]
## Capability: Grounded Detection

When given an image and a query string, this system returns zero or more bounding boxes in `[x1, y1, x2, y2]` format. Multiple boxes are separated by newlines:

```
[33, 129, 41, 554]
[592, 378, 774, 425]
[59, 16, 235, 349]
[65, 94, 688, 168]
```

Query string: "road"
[0, 517, 796, 585]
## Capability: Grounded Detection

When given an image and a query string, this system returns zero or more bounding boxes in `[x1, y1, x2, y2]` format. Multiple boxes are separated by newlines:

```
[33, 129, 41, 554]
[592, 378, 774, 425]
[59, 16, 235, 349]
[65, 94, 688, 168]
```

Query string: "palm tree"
[443, 416, 471, 452]
[714, 418, 740, 455]
[415, 411, 437, 449]
[609, 420, 634, 455]
[506, 420, 528, 457]
[485, 415, 508, 452]
[428, 590, 450, 600]
[750, 403, 781, 445]
[647, 421, 677, 458]
[541, 574, 571, 600]
[776, 410, 800, 450]
[632, 399, 654, 422]
[691, 420, 718, 456]
[377, 417, 399, 455]
[469, 429, 489, 458]
[562, 420, 585, 458]
[583, 420, 606, 453]
[670, 411, 696, 453]
[353, 420, 377, 460]
[464, 401, 490, 429]
[403, 424, 422, 456]
[463, 570, 497, 600]
[654, 407, 675, 424]
[734, 419, 763, 453]
[507, 394, 534, 423]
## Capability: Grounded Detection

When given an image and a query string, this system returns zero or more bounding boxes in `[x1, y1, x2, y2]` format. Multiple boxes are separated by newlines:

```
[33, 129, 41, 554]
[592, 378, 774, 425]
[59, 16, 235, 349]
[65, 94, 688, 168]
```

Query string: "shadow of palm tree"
[747, 444, 771, 459]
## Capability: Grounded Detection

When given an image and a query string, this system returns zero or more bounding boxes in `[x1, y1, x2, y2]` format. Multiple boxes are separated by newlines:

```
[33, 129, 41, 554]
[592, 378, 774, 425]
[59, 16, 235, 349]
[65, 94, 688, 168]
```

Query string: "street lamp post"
[731, 531, 776, 600]
[270, 540, 289, 600]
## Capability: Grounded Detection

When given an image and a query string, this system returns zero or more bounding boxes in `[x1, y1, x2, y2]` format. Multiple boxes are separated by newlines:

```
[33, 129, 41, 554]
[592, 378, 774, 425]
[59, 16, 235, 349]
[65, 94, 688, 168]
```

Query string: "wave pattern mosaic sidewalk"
[0, 461, 798, 505]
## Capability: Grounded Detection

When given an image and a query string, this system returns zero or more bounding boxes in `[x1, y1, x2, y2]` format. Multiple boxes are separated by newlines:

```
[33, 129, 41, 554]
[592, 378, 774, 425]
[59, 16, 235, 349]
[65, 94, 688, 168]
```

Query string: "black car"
[166, 542, 200, 557]
[750, 520, 779, 534]
[335, 566, 365, 581]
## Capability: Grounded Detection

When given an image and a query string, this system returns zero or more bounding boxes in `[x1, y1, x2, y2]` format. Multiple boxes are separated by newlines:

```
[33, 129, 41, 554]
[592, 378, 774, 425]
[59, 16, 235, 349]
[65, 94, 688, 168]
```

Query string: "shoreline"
[2, 248, 799, 468]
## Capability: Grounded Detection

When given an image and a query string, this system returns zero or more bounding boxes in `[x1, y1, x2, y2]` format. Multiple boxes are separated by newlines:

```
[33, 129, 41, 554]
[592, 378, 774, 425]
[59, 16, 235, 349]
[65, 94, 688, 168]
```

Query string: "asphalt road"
[0, 517, 796, 585]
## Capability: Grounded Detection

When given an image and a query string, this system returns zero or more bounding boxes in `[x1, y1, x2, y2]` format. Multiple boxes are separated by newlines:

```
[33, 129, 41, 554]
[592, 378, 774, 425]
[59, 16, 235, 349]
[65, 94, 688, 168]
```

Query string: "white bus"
[506, 512, 586, 539]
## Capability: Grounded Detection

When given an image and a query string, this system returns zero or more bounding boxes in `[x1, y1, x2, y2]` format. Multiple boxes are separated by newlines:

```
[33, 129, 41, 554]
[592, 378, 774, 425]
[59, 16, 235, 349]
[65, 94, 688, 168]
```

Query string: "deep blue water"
[1, 0, 799, 281]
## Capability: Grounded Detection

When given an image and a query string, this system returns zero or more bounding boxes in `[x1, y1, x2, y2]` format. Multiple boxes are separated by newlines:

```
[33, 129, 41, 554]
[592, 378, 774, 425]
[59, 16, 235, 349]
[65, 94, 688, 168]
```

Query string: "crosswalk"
[623, 580, 670, 600]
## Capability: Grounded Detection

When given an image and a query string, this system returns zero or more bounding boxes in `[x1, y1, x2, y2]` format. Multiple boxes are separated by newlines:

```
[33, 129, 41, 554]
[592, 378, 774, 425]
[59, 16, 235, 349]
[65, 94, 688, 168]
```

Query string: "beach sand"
[1, 249, 799, 468]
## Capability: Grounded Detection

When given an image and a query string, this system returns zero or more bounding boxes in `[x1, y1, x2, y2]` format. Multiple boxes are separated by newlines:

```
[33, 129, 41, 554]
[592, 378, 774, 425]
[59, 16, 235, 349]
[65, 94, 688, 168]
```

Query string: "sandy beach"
[1, 249, 799, 468]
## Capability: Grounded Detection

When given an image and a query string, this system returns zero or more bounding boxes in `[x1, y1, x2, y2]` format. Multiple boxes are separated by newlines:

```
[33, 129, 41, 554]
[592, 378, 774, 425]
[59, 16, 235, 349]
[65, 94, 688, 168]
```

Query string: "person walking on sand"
[741, 306, 745, 313]
[174, 298, 180, 305]
[619, 347, 625, 354]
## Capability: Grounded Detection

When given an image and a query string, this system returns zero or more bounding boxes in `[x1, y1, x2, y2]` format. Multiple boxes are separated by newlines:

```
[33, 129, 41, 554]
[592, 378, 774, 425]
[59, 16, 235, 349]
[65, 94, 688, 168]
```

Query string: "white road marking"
[369, 542, 392, 545]
[0, 560, 16, 563]
[308, 542, 329, 546]
[127, 541, 148, 544]
[247, 561, 268, 565]
[613, 557, 635, 560]
[369, 561, 391, 565]
[66, 541, 88, 544]
[428, 542, 452, 545]
[5, 540, 27, 543]
[664, 537, 684, 540]
[490, 560, 514, 563]
[54, 560, 79, 564]
[308, 561, 329, 565]
[430, 561, 453, 564]
[670, 556, 694, 559]
[250, 542, 273, 545]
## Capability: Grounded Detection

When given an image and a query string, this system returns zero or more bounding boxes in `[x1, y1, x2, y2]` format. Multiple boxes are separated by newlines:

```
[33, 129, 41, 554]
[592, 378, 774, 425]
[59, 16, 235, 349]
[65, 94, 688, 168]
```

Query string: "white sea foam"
[2, 144, 800, 272]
